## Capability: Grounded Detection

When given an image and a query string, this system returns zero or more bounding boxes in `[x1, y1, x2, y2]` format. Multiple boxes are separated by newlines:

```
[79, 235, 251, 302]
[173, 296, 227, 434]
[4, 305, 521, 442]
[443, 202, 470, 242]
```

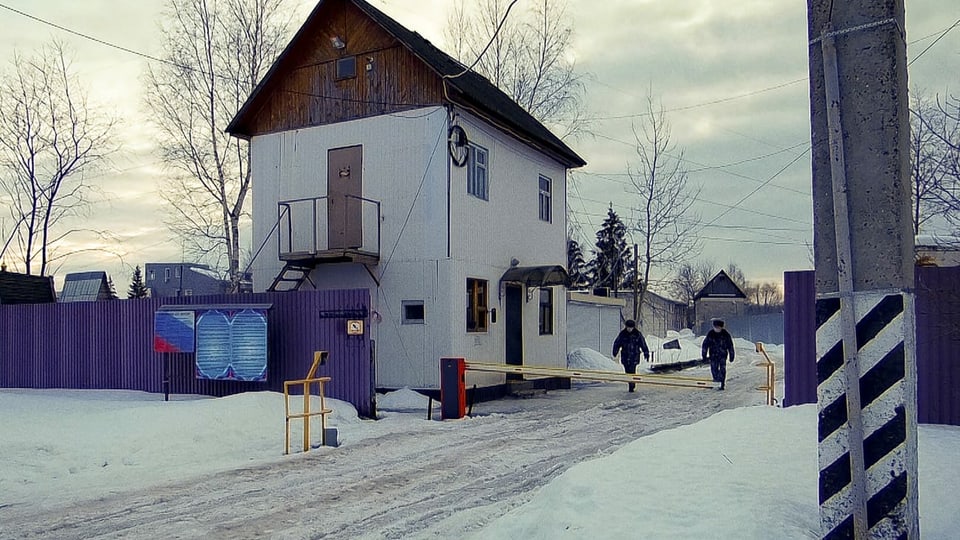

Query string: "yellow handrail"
[755, 343, 777, 406]
[284, 351, 333, 454]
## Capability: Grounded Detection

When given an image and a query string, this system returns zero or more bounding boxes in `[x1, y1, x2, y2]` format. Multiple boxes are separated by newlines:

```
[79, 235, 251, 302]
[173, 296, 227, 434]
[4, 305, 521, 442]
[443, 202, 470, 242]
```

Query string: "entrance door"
[327, 145, 363, 249]
[505, 285, 523, 372]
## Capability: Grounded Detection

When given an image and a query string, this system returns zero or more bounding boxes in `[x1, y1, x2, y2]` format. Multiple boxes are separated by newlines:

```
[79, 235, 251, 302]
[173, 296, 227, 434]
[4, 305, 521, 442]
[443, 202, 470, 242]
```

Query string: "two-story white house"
[227, 0, 585, 393]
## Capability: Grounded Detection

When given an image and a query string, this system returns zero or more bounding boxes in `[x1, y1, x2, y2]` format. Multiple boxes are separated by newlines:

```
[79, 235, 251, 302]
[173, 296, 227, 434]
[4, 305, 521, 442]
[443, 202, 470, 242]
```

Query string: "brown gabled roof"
[0, 270, 57, 305]
[226, 0, 585, 168]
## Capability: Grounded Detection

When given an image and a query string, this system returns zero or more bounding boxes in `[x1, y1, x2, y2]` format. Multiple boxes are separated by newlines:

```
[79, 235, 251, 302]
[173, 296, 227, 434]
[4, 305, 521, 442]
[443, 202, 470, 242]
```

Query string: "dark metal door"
[505, 285, 523, 368]
[327, 145, 363, 249]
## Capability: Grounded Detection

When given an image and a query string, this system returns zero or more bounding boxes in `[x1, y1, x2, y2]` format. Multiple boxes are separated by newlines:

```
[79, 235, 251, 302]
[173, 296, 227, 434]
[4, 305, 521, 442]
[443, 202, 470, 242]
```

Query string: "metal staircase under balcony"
[268, 262, 317, 292]
[266, 195, 382, 292]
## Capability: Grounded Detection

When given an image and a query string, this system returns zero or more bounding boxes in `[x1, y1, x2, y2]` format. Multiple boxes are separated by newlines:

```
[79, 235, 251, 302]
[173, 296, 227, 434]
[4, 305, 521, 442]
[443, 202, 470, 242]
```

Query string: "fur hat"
[712, 319, 725, 328]
[625, 319, 636, 328]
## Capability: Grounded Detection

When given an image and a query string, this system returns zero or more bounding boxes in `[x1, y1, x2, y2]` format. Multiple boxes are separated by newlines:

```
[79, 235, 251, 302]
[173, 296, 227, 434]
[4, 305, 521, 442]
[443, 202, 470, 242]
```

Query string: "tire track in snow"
[1, 372, 764, 539]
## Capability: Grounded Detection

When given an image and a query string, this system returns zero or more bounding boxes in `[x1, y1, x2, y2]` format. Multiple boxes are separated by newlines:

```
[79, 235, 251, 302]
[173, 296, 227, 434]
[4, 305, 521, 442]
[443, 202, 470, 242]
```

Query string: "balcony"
[277, 195, 381, 266]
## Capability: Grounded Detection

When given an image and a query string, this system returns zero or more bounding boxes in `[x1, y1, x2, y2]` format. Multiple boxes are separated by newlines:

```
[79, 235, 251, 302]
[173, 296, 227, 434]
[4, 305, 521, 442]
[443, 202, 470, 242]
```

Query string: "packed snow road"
[2, 366, 766, 539]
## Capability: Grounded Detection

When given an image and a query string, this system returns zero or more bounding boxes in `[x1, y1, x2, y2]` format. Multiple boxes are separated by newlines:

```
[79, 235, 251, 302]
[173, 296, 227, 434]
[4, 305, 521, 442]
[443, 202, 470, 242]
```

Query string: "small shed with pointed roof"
[693, 270, 748, 330]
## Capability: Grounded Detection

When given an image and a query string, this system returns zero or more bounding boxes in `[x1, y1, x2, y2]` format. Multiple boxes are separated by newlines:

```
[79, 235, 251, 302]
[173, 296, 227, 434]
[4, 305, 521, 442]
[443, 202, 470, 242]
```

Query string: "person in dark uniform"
[612, 319, 650, 392]
[701, 319, 735, 390]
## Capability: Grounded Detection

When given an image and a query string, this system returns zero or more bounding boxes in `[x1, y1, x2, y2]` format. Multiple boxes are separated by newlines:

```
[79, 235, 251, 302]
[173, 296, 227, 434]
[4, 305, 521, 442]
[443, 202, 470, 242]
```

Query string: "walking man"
[612, 319, 650, 392]
[701, 319, 735, 390]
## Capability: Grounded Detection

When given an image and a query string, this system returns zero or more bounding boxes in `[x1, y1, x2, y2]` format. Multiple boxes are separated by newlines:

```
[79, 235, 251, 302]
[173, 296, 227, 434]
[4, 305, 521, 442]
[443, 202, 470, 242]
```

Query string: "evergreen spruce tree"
[106, 276, 119, 300]
[588, 205, 632, 295]
[127, 265, 149, 299]
[566, 238, 590, 289]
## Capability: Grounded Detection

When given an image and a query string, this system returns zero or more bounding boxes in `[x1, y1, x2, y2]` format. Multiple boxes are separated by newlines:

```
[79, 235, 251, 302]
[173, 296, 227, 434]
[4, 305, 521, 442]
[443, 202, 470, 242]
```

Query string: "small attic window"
[336, 56, 357, 80]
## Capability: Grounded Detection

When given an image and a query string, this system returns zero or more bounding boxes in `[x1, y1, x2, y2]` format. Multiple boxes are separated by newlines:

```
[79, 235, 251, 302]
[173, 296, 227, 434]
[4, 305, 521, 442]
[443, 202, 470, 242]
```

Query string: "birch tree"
[628, 96, 701, 315]
[446, 0, 587, 139]
[0, 41, 115, 275]
[144, 0, 289, 290]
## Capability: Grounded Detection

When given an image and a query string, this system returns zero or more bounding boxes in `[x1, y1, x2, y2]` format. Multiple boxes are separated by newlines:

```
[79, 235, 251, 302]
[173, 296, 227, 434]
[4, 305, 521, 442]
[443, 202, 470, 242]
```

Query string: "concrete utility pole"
[806, 1, 919, 539]
[807, 0, 919, 539]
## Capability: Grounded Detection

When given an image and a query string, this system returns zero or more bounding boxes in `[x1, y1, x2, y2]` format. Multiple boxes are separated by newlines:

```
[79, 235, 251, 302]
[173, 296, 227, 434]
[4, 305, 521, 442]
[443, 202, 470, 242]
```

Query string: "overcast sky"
[0, 0, 957, 292]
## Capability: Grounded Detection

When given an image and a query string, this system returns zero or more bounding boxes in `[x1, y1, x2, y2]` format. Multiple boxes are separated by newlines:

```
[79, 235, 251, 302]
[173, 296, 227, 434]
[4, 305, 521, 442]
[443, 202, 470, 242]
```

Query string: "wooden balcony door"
[327, 145, 363, 250]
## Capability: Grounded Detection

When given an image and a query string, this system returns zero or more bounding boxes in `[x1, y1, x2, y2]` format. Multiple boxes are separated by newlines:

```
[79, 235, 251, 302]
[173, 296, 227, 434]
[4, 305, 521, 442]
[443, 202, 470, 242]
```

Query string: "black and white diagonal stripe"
[816, 292, 911, 539]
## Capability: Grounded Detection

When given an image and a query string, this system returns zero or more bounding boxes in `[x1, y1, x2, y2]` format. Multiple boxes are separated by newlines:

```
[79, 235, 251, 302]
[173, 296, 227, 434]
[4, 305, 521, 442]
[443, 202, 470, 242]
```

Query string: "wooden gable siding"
[241, 0, 444, 136]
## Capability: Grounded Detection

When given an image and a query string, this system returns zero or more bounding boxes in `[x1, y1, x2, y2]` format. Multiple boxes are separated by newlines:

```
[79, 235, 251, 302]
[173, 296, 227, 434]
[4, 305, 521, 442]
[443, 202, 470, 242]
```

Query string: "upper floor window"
[164, 268, 171, 283]
[539, 175, 552, 222]
[539, 287, 554, 335]
[467, 143, 488, 200]
[336, 56, 356, 80]
[466, 278, 488, 332]
[148, 270, 155, 281]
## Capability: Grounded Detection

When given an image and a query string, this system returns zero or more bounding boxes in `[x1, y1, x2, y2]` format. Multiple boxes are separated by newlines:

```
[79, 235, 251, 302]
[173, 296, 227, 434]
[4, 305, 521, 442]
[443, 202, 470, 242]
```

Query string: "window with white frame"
[539, 287, 554, 335]
[467, 143, 488, 200]
[466, 278, 488, 332]
[539, 175, 552, 222]
[164, 268, 171, 282]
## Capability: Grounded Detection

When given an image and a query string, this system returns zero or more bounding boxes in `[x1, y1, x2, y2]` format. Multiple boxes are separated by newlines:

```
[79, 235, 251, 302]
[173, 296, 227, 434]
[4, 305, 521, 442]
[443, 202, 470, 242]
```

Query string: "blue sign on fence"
[195, 308, 268, 381]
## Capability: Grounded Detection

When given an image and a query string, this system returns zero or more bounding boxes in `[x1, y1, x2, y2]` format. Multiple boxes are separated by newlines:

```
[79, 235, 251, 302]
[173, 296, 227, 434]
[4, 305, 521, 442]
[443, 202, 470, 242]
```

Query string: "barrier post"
[440, 357, 466, 420]
[755, 342, 777, 406]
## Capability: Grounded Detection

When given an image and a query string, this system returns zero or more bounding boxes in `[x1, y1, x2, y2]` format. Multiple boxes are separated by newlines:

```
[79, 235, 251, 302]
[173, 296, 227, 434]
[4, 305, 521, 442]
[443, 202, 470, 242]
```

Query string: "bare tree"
[670, 259, 714, 327]
[724, 263, 748, 291]
[929, 94, 960, 232]
[909, 91, 955, 235]
[144, 0, 290, 290]
[756, 282, 783, 308]
[0, 41, 115, 275]
[627, 95, 702, 318]
[446, 0, 588, 139]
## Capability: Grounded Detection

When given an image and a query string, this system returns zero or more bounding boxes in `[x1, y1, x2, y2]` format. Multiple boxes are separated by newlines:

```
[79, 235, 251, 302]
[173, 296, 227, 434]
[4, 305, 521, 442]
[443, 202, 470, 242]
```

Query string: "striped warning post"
[816, 291, 918, 539]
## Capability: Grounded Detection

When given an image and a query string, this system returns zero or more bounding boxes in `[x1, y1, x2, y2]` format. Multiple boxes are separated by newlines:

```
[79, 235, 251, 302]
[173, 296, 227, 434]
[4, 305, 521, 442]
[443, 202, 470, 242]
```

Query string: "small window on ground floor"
[402, 300, 425, 324]
[539, 287, 553, 335]
[467, 278, 488, 332]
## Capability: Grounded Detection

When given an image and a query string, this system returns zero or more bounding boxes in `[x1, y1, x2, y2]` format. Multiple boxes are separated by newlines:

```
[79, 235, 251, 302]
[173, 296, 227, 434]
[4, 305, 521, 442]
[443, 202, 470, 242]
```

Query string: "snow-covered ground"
[0, 336, 956, 539]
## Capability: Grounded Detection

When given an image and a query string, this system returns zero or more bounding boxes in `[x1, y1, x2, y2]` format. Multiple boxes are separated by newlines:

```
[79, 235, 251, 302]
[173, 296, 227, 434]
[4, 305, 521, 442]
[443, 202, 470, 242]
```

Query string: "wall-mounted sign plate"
[347, 319, 364, 335]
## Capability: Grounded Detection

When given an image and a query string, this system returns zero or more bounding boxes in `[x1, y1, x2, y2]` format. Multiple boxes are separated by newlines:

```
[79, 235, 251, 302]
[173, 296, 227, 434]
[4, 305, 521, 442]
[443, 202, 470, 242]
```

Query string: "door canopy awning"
[499, 265, 569, 290]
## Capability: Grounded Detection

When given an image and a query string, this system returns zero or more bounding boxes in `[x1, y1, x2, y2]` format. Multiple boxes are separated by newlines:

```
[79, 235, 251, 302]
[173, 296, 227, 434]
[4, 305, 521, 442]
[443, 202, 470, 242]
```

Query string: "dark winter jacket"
[701, 329, 735, 363]
[612, 328, 650, 366]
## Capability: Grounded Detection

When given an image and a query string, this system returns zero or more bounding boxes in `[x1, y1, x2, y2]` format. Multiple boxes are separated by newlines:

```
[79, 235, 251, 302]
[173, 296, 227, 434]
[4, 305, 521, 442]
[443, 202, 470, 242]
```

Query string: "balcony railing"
[277, 195, 380, 265]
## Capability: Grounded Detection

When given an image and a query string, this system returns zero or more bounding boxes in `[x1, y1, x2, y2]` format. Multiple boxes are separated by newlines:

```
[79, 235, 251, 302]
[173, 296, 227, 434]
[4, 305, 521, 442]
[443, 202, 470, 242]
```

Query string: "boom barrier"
[465, 361, 714, 389]
[440, 357, 713, 420]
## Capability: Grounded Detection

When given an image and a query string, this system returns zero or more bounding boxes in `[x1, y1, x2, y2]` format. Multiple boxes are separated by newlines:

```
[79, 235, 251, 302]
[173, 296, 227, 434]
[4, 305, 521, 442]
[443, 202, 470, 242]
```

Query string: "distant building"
[915, 234, 960, 267]
[620, 289, 689, 336]
[0, 269, 57, 305]
[60, 272, 113, 302]
[693, 270, 748, 330]
[143, 263, 234, 297]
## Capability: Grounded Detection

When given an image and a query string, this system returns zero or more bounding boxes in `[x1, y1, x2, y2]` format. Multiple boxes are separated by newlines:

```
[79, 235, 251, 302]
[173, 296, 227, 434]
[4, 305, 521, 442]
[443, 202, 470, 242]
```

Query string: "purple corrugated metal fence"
[0, 289, 374, 417]
[783, 268, 960, 426]
[783, 270, 817, 408]
[915, 266, 960, 425]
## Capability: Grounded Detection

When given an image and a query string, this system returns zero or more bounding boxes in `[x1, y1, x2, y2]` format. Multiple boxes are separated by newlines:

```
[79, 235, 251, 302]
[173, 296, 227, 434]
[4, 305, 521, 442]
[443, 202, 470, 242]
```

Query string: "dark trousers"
[623, 360, 638, 391]
[710, 357, 726, 385]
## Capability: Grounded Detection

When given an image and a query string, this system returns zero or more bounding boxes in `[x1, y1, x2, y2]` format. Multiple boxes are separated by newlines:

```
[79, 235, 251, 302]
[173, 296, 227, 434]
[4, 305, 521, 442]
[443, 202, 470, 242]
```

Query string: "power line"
[908, 18, 960, 66]
[582, 135, 812, 200]
[443, 0, 521, 80]
[701, 147, 811, 229]
[1, 2, 169, 67]
[576, 78, 808, 122]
